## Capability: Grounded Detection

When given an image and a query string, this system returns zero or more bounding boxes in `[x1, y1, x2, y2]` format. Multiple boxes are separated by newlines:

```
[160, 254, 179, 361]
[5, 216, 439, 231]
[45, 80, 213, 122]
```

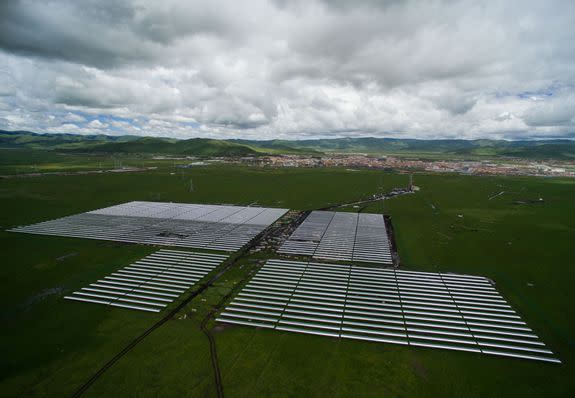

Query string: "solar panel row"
[65, 249, 227, 312]
[216, 259, 560, 363]
[353, 213, 391, 263]
[89, 201, 287, 226]
[278, 211, 393, 264]
[10, 202, 288, 252]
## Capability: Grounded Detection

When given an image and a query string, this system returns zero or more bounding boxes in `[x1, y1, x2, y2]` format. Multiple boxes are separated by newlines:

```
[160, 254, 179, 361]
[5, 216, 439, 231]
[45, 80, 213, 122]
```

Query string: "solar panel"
[9, 201, 288, 252]
[278, 211, 393, 265]
[216, 259, 560, 363]
[64, 249, 227, 312]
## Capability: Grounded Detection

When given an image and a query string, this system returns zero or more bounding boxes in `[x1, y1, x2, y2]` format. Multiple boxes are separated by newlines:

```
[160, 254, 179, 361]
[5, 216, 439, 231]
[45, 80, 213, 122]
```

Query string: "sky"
[0, 0, 574, 141]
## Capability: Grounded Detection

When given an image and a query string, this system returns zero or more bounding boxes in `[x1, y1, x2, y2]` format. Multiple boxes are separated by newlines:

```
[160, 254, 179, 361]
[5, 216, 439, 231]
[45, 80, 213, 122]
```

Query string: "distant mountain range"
[0, 129, 316, 157]
[234, 137, 575, 160]
[1, 129, 574, 160]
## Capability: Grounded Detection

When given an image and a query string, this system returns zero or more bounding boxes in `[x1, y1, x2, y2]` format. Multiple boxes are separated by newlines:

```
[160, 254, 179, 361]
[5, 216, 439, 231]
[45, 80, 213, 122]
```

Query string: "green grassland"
[0, 148, 234, 175]
[0, 159, 573, 397]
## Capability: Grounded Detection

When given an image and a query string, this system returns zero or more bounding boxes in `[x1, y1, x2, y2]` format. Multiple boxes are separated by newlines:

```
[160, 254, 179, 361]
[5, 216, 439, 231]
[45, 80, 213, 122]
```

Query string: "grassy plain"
[0, 155, 573, 397]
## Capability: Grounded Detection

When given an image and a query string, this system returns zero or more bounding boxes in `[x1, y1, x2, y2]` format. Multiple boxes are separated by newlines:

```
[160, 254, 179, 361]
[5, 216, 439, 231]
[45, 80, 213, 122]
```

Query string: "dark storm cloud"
[0, 1, 154, 67]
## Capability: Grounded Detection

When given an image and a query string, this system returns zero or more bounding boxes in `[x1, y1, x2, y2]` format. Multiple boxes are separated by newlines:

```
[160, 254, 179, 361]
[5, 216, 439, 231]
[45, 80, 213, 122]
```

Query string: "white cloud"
[87, 119, 107, 129]
[522, 92, 575, 127]
[0, 0, 574, 140]
[63, 112, 86, 123]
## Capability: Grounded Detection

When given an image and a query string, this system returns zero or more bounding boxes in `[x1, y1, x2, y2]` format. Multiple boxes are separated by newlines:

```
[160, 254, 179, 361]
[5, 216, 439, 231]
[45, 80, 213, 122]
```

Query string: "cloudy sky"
[1, 0, 574, 140]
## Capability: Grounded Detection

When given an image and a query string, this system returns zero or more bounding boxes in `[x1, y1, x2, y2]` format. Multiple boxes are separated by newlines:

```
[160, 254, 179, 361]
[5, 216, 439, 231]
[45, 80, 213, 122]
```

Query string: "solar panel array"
[65, 249, 227, 312]
[216, 259, 560, 363]
[278, 211, 393, 264]
[10, 201, 288, 252]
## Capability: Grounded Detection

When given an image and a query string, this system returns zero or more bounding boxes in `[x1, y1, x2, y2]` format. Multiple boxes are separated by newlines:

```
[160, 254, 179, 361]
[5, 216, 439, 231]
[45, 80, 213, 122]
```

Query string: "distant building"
[177, 161, 207, 168]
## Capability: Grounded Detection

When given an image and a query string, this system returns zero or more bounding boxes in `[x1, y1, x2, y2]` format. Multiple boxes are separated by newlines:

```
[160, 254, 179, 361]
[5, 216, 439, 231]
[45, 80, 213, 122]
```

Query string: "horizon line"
[2, 128, 575, 142]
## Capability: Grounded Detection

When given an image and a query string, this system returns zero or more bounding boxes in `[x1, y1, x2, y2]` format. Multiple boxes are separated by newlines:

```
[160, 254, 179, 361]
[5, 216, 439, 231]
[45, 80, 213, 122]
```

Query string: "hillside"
[2, 130, 574, 159]
[0, 130, 323, 157]
[82, 137, 261, 157]
[235, 137, 575, 160]
[0, 130, 263, 157]
[0, 129, 138, 150]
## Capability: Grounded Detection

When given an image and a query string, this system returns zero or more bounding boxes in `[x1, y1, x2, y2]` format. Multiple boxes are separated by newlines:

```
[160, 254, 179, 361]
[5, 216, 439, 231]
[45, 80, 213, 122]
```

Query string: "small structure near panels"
[278, 211, 393, 264]
[10, 201, 288, 252]
[216, 259, 560, 363]
[65, 249, 227, 312]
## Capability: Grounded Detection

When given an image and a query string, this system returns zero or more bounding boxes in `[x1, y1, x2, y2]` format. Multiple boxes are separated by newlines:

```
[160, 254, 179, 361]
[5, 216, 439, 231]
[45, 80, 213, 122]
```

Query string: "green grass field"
[0, 158, 573, 397]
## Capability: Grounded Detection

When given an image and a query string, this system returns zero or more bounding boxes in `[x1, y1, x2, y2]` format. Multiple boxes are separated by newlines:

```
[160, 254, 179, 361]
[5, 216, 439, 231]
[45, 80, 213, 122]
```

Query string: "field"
[0, 155, 573, 397]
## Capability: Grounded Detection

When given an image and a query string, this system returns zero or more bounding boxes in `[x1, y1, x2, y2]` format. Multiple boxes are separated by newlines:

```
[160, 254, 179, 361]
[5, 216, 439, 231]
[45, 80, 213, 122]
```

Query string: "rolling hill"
[234, 137, 575, 160]
[0, 130, 264, 157]
[2, 129, 574, 159]
[83, 137, 263, 157]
